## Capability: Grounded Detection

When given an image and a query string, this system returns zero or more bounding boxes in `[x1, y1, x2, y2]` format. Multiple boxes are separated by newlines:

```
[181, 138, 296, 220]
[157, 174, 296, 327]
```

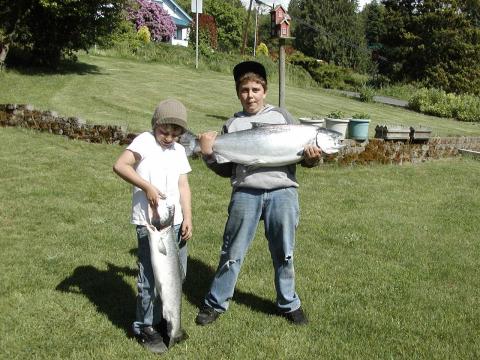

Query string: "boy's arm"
[178, 174, 192, 241]
[198, 131, 233, 178]
[113, 149, 165, 208]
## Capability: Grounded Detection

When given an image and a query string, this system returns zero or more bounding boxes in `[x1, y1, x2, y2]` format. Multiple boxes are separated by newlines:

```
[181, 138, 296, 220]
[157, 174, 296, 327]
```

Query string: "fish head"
[315, 129, 345, 154]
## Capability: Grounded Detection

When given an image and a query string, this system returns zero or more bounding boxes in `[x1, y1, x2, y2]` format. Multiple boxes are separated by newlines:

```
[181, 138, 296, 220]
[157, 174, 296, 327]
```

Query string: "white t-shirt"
[126, 131, 191, 226]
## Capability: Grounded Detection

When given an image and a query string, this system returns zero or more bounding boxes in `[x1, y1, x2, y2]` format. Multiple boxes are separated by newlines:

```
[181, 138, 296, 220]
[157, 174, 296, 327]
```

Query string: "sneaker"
[195, 306, 221, 326]
[135, 326, 168, 354]
[281, 307, 308, 325]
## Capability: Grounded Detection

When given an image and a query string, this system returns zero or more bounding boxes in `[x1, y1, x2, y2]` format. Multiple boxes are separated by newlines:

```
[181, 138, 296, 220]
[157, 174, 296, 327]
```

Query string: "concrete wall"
[2, 104, 480, 165]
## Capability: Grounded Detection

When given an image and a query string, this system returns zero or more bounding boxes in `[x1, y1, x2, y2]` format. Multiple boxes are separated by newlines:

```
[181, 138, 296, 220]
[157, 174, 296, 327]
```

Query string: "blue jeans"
[133, 224, 187, 335]
[204, 187, 301, 313]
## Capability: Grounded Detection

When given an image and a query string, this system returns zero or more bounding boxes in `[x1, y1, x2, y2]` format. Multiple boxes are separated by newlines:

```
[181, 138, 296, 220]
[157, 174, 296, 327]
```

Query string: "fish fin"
[250, 122, 269, 128]
[248, 158, 267, 166]
[157, 236, 167, 255]
[215, 154, 231, 163]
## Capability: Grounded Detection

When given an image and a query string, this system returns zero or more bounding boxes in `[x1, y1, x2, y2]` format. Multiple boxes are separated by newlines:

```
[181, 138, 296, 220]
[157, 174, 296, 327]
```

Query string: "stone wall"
[2, 104, 480, 165]
[0, 104, 137, 145]
[332, 137, 480, 165]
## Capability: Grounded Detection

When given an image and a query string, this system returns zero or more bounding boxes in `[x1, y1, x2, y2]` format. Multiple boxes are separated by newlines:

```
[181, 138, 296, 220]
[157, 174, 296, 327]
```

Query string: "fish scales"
[147, 204, 187, 347]
[212, 124, 343, 167]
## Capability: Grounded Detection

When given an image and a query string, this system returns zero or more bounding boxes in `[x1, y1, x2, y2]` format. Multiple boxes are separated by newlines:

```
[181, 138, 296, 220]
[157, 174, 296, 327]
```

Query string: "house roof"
[154, 0, 193, 27]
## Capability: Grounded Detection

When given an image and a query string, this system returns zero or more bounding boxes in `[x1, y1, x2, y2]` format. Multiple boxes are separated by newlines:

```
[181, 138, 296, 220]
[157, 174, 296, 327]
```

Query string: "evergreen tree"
[379, 0, 480, 94]
[289, 0, 370, 71]
[362, 0, 386, 49]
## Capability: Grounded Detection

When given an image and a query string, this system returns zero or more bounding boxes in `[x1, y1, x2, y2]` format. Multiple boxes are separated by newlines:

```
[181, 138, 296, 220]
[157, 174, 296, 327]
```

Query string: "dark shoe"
[135, 326, 168, 354]
[195, 306, 221, 326]
[281, 307, 308, 325]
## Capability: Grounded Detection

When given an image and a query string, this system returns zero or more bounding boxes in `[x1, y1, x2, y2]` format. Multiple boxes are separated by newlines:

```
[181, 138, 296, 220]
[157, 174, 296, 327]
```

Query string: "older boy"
[195, 61, 321, 326]
[113, 99, 192, 354]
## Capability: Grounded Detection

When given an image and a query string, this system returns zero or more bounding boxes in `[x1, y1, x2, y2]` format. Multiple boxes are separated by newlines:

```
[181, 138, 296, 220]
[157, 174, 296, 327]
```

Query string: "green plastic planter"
[348, 118, 371, 140]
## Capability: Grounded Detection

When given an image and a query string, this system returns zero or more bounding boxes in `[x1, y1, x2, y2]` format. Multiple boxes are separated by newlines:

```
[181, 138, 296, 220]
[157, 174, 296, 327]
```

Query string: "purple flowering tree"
[127, 0, 176, 42]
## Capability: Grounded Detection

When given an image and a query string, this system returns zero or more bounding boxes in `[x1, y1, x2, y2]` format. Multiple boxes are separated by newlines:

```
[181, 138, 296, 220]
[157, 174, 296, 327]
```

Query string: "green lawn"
[1, 55, 480, 359]
[2, 53, 480, 137]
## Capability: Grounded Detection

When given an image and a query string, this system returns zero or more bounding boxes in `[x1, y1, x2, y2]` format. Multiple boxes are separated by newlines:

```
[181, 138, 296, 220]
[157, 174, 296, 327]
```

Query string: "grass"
[1, 126, 479, 359]
[1, 54, 480, 358]
[2, 53, 480, 137]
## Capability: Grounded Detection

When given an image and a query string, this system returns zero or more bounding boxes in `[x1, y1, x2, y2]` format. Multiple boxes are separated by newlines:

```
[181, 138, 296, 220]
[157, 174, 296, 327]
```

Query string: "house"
[270, 5, 291, 38]
[154, 0, 192, 47]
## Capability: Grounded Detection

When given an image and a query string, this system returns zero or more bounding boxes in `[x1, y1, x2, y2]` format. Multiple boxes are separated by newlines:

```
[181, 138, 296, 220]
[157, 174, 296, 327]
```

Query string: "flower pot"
[325, 118, 349, 140]
[348, 118, 371, 141]
[299, 117, 324, 128]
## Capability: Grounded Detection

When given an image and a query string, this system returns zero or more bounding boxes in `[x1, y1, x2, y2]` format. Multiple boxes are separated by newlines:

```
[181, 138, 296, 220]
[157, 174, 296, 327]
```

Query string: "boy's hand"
[181, 218, 192, 241]
[198, 131, 217, 156]
[145, 184, 166, 208]
[303, 145, 322, 166]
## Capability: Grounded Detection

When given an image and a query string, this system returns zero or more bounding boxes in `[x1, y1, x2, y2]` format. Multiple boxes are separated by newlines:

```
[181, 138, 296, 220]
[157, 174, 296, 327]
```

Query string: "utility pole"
[241, 0, 254, 55]
[279, 38, 286, 108]
[253, 5, 258, 57]
[192, 0, 202, 69]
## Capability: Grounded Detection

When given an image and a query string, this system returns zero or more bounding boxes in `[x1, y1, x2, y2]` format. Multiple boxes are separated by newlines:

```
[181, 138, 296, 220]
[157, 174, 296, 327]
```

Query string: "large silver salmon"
[147, 203, 187, 347]
[182, 124, 344, 166]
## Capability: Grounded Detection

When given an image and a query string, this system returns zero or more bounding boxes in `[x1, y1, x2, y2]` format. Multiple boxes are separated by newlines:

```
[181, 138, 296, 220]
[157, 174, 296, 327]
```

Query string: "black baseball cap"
[233, 61, 267, 83]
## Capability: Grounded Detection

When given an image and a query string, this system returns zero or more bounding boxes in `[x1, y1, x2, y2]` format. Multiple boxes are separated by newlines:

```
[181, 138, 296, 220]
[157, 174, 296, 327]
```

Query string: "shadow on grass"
[184, 257, 277, 316]
[206, 114, 229, 121]
[6, 58, 103, 76]
[55, 255, 276, 336]
[55, 262, 136, 336]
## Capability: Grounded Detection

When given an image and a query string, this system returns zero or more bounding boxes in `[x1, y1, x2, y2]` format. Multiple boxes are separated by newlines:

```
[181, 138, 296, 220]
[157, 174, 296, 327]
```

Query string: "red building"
[270, 5, 291, 38]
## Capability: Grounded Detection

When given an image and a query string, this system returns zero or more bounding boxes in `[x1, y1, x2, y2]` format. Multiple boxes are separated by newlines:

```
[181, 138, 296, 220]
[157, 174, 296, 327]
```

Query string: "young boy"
[113, 99, 192, 354]
[195, 61, 321, 326]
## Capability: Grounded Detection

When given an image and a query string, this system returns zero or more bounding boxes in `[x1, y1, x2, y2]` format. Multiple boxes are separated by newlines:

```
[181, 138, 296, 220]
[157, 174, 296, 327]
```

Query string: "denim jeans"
[133, 224, 187, 335]
[204, 187, 301, 313]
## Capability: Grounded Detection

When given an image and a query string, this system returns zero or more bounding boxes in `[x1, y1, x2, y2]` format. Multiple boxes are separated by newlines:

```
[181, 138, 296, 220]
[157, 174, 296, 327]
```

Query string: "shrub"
[137, 26, 151, 44]
[289, 51, 367, 90]
[359, 86, 375, 103]
[127, 0, 176, 42]
[256, 42, 269, 57]
[408, 88, 480, 122]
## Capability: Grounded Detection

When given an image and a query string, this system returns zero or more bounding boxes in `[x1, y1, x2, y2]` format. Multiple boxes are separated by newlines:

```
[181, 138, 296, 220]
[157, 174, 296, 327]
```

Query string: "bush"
[137, 26, 151, 44]
[127, 0, 176, 42]
[288, 50, 367, 90]
[256, 42, 269, 57]
[359, 86, 375, 103]
[408, 88, 480, 122]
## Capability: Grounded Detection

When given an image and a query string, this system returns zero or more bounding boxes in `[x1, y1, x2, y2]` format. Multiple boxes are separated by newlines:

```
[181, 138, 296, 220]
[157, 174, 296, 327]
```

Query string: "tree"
[289, 0, 370, 71]
[379, 0, 480, 94]
[202, 0, 246, 53]
[127, 0, 176, 42]
[189, 13, 218, 53]
[0, 0, 126, 68]
[362, 0, 386, 50]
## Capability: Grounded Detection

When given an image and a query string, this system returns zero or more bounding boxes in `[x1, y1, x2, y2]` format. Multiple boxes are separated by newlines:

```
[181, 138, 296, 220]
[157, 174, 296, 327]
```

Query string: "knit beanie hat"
[151, 99, 187, 130]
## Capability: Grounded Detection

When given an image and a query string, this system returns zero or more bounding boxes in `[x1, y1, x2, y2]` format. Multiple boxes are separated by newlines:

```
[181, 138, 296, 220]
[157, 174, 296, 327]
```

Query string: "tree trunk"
[0, 42, 9, 70]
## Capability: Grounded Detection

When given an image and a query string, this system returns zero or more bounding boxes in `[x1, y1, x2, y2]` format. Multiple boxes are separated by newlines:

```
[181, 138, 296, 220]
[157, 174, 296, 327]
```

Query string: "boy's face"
[154, 124, 183, 149]
[237, 80, 267, 115]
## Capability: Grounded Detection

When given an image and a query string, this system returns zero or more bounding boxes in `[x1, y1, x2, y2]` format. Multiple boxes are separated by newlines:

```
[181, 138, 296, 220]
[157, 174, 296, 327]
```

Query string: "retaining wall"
[2, 104, 480, 165]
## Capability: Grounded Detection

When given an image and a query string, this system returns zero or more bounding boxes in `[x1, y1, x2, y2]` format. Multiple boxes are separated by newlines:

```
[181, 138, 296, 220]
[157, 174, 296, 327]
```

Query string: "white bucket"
[325, 118, 350, 140]
[299, 117, 324, 128]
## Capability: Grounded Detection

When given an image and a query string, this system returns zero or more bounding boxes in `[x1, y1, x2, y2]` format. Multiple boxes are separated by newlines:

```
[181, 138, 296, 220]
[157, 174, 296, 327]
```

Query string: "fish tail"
[179, 130, 200, 157]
